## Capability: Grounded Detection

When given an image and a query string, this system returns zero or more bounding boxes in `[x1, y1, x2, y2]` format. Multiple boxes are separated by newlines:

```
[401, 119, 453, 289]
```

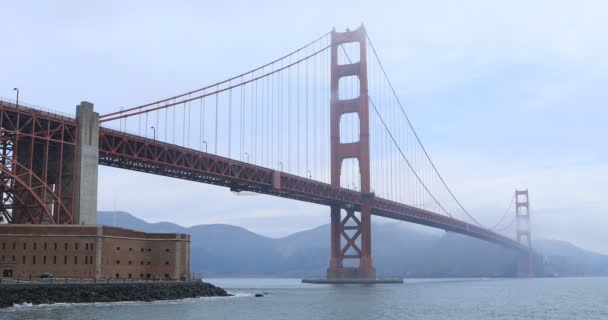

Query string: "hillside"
[98, 211, 608, 277]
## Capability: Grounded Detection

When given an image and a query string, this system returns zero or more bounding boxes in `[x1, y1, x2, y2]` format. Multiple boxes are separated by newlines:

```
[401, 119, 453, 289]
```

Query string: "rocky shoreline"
[0, 281, 229, 308]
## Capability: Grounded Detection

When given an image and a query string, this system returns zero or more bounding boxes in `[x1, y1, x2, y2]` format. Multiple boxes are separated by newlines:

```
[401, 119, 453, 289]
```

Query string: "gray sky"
[2, 1, 607, 252]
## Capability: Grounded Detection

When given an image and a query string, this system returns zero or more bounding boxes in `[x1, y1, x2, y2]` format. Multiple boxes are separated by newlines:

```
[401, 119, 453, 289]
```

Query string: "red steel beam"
[0, 100, 530, 253]
[99, 126, 528, 254]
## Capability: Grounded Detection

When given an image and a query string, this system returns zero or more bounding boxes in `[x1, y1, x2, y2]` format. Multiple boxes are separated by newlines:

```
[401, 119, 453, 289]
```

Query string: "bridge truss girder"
[0, 101, 77, 224]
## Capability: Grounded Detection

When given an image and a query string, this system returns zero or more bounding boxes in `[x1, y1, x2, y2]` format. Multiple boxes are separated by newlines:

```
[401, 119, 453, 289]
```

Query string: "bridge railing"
[0, 97, 75, 121]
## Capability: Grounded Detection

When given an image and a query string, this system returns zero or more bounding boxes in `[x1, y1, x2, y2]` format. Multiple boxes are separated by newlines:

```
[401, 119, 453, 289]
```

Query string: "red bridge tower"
[515, 189, 534, 277]
[327, 26, 376, 280]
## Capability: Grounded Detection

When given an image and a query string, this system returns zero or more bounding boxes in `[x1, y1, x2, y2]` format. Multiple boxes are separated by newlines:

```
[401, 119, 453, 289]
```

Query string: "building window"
[140, 261, 144, 265]
[64, 243, 68, 250]
[165, 261, 170, 266]
[54, 256, 57, 264]
[115, 273, 120, 279]
[75, 243, 78, 250]
[74, 256, 78, 264]
[128, 260, 132, 265]
[43, 256, 47, 264]
[64, 256, 67, 264]
[165, 249, 170, 252]
[91, 243, 94, 250]
[116, 260, 120, 265]
[23, 243, 27, 250]
[141, 248, 144, 253]
[22, 256, 25, 264]
[147, 261, 151, 265]
[129, 248, 132, 252]
[2, 242, 5, 250]
[85, 243, 88, 250]
[140, 273, 144, 278]
[164, 274, 170, 279]
[12, 255, 15, 262]
[84, 256, 88, 265]
[128, 273, 132, 279]
[1, 255, 4, 262]
[147, 248, 151, 252]
[44, 242, 47, 250]
[116, 247, 120, 251]
[54, 242, 58, 250]
[32, 256, 36, 264]
[146, 274, 151, 279]
[90, 256, 93, 264]
[34, 243, 37, 250]
[12, 242, 16, 249]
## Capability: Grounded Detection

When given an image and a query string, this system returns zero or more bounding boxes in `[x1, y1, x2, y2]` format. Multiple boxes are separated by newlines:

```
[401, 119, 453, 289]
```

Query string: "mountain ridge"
[98, 211, 608, 277]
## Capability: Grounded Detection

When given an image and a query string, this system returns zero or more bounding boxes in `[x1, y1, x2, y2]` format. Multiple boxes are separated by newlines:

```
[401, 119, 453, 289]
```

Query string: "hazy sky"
[2, 1, 607, 252]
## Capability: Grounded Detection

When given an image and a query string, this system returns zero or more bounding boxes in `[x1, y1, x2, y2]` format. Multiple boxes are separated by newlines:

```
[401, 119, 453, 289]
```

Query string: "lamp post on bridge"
[150, 126, 156, 141]
[244, 152, 249, 163]
[202, 140, 207, 152]
[13, 88, 19, 109]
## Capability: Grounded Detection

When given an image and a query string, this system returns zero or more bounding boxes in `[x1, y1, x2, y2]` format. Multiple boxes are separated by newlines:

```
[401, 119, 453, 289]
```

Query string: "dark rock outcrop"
[0, 282, 228, 308]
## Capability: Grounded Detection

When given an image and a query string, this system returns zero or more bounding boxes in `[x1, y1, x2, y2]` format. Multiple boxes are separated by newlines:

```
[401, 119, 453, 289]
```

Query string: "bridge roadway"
[98, 127, 528, 253]
[0, 101, 527, 253]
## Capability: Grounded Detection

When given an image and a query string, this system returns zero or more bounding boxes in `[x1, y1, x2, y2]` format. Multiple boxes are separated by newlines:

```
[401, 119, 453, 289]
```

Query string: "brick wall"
[0, 225, 190, 280]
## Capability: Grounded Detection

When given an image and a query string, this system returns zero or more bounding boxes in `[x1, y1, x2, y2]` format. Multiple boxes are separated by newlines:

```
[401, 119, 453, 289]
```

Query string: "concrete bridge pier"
[74, 101, 99, 225]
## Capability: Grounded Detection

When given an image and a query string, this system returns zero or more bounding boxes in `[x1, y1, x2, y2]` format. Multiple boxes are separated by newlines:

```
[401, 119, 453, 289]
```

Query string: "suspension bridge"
[0, 26, 535, 279]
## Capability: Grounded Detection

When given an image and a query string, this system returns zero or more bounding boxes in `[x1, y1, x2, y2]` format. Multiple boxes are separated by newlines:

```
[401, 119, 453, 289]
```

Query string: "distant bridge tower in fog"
[516, 189, 533, 276]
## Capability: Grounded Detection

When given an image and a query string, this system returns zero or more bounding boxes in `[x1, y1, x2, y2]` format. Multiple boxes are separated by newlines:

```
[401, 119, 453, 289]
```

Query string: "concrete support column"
[74, 102, 99, 225]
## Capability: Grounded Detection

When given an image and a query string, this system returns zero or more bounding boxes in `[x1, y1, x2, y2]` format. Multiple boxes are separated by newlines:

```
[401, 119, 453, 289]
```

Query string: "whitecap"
[0, 293, 248, 313]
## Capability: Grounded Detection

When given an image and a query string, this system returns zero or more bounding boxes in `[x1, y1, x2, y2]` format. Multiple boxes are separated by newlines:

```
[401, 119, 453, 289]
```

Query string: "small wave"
[1, 294, 248, 312]
[1, 301, 141, 312]
[227, 292, 253, 298]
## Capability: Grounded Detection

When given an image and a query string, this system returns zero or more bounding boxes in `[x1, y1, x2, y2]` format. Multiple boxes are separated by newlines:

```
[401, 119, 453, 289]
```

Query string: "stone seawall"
[0, 282, 229, 308]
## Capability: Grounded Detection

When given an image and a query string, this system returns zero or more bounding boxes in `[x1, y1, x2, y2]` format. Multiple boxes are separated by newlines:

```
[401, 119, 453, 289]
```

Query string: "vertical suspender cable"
[228, 84, 232, 158]
[214, 86, 219, 154]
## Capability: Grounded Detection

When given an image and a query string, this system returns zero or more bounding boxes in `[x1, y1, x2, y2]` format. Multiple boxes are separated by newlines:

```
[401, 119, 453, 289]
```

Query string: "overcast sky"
[1, 1, 607, 253]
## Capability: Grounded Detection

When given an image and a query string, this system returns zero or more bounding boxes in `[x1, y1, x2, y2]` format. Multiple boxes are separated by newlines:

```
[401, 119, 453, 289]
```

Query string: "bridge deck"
[0, 100, 527, 253]
[98, 127, 528, 253]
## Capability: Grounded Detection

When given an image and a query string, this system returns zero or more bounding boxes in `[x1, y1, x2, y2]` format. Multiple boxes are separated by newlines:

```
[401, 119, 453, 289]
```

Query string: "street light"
[278, 161, 283, 172]
[150, 126, 156, 141]
[244, 152, 249, 163]
[13, 88, 19, 108]
[202, 140, 207, 152]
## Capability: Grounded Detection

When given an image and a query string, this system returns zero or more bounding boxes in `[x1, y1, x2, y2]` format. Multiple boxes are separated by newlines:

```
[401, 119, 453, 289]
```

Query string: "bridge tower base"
[326, 203, 376, 280]
[517, 252, 534, 277]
